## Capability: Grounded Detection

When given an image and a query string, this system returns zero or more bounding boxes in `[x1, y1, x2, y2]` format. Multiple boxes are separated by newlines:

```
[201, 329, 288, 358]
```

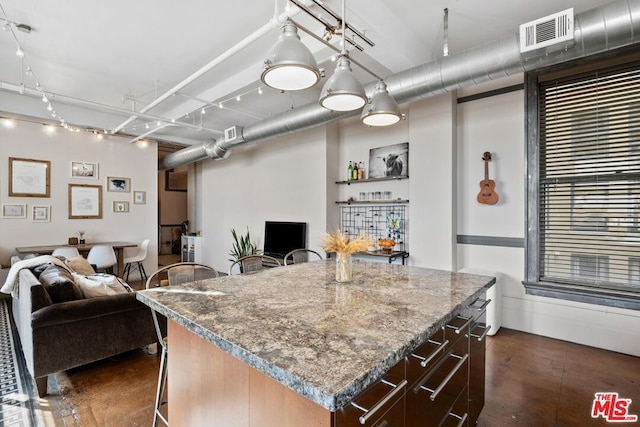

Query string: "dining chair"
[283, 248, 323, 266]
[123, 239, 150, 282]
[228, 255, 281, 275]
[86, 245, 117, 274]
[51, 247, 81, 260]
[145, 262, 219, 427]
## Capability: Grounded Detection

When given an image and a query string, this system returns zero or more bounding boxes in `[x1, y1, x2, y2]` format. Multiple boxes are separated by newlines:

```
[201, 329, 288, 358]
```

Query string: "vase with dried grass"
[322, 230, 372, 283]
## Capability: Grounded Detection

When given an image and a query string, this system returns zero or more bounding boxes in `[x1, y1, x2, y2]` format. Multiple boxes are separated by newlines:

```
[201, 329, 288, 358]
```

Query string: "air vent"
[224, 126, 243, 143]
[519, 8, 574, 53]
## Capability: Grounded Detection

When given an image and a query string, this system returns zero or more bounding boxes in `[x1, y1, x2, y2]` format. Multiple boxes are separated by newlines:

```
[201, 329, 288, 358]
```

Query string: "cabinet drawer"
[406, 328, 448, 387]
[439, 385, 469, 427]
[335, 359, 406, 427]
[405, 336, 469, 427]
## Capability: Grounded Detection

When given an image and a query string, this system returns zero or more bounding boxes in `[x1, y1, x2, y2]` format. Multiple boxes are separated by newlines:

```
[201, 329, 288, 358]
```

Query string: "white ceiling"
[0, 0, 614, 147]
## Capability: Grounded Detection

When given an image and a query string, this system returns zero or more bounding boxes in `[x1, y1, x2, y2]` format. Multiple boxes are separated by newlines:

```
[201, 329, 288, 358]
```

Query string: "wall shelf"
[336, 199, 409, 205]
[336, 175, 409, 185]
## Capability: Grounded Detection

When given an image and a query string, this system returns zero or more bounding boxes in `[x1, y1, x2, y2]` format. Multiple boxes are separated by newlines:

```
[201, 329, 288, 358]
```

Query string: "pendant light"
[319, 0, 366, 111]
[360, 80, 402, 126]
[261, 21, 320, 91]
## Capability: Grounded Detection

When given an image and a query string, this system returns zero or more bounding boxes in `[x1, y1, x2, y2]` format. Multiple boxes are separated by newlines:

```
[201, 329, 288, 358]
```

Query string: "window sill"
[523, 281, 640, 311]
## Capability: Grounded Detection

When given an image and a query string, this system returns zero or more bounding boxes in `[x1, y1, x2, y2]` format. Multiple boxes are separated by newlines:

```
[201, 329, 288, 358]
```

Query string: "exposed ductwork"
[160, 0, 640, 170]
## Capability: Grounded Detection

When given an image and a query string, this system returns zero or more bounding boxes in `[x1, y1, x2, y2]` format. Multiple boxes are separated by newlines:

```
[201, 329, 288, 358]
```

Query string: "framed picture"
[9, 157, 51, 197]
[68, 184, 102, 219]
[368, 142, 409, 179]
[1, 204, 26, 218]
[165, 169, 187, 191]
[71, 161, 99, 179]
[32, 205, 51, 222]
[133, 191, 146, 204]
[113, 201, 129, 213]
[107, 177, 131, 192]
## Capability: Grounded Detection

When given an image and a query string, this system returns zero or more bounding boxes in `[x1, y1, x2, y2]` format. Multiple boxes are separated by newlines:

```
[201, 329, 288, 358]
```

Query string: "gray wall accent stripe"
[457, 235, 525, 248]
[456, 84, 524, 104]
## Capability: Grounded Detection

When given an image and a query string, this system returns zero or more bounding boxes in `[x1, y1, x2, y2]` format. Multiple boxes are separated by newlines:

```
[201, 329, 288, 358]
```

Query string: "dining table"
[15, 241, 138, 278]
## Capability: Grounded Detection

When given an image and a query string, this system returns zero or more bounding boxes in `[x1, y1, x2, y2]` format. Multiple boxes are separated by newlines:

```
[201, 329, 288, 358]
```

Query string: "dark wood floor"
[38, 326, 640, 426]
[477, 328, 639, 426]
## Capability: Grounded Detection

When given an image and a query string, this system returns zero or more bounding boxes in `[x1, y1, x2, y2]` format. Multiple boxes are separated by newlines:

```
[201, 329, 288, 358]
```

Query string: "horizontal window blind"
[539, 63, 640, 293]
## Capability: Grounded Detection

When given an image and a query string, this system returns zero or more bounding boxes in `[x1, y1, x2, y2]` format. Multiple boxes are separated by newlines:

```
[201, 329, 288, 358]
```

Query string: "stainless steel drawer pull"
[467, 298, 491, 311]
[410, 339, 450, 368]
[446, 316, 472, 334]
[470, 324, 492, 342]
[352, 379, 407, 425]
[448, 411, 468, 427]
[419, 353, 469, 401]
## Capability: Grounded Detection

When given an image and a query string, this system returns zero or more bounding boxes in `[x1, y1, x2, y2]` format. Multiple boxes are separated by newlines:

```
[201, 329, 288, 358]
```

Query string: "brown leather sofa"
[12, 267, 159, 396]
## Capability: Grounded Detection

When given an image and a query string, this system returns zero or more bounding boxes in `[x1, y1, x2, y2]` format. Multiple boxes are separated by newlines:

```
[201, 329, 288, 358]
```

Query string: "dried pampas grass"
[322, 230, 372, 255]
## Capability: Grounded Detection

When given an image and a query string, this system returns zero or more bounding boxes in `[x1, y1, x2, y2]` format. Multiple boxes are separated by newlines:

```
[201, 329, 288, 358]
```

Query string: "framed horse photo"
[368, 142, 409, 179]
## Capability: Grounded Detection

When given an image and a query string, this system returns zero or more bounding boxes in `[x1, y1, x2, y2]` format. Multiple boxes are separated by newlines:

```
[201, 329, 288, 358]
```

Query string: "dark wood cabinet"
[334, 359, 406, 427]
[334, 290, 488, 427]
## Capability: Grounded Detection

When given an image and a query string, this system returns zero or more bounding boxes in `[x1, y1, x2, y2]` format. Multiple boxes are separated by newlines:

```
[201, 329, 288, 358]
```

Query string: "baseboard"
[501, 295, 640, 357]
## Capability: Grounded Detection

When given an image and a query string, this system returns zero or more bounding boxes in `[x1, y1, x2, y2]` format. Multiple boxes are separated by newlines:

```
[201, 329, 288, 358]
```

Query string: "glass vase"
[335, 252, 353, 283]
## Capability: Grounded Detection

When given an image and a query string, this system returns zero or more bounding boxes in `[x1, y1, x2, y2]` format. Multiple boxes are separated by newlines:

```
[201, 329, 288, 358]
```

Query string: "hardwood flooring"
[38, 327, 639, 426]
[477, 329, 639, 426]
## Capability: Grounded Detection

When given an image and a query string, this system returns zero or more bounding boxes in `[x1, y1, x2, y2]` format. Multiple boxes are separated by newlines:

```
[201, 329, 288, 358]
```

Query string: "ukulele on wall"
[477, 151, 498, 205]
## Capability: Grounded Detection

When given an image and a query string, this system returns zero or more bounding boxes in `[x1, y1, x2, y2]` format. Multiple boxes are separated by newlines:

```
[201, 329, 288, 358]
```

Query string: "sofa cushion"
[72, 273, 132, 299]
[38, 265, 83, 303]
[31, 263, 51, 278]
[65, 257, 96, 275]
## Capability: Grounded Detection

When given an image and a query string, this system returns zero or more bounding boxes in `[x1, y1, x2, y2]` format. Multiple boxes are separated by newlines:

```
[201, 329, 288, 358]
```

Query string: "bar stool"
[146, 262, 219, 427]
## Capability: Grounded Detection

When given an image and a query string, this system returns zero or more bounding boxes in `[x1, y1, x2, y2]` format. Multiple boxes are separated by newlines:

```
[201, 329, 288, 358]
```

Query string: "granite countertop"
[136, 259, 495, 411]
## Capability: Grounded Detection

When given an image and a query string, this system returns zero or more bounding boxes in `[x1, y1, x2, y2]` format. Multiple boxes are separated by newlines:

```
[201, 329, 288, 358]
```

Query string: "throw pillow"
[39, 265, 84, 303]
[65, 256, 96, 275]
[71, 273, 132, 299]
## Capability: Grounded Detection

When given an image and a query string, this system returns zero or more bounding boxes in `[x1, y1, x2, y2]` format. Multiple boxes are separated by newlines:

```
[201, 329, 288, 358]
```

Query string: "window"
[525, 52, 640, 309]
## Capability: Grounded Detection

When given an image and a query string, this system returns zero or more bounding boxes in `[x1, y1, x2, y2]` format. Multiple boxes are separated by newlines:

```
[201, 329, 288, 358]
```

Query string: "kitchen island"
[137, 259, 495, 426]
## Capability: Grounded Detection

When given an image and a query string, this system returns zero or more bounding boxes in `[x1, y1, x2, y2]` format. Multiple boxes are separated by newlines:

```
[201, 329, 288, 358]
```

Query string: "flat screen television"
[263, 221, 307, 258]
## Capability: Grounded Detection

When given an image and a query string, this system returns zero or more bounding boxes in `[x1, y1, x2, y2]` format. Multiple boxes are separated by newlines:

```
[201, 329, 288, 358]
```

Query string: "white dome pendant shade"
[361, 80, 402, 126]
[319, 56, 367, 111]
[261, 21, 321, 91]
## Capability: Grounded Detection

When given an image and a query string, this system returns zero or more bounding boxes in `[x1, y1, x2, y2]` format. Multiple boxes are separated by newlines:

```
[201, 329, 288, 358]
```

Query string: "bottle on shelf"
[353, 161, 359, 180]
[358, 161, 365, 180]
[347, 161, 353, 181]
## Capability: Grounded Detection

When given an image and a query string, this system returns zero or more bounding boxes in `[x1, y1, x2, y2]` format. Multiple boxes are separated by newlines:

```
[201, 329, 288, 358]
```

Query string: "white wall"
[0, 119, 158, 277]
[190, 74, 640, 357]
[455, 76, 640, 357]
[196, 127, 330, 273]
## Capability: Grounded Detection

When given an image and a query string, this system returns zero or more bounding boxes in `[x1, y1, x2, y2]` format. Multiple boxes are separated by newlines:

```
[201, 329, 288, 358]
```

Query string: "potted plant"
[228, 228, 260, 267]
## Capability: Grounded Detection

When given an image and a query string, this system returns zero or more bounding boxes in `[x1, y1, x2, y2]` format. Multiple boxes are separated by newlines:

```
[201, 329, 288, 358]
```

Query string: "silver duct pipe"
[160, 0, 640, 170]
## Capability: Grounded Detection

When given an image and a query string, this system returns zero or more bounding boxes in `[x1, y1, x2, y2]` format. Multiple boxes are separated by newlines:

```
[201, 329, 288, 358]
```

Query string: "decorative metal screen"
[340, 204, 408, 250]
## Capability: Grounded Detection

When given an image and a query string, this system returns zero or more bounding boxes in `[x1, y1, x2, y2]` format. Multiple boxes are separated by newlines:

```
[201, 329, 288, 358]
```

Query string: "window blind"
[538, 63, 640, 293]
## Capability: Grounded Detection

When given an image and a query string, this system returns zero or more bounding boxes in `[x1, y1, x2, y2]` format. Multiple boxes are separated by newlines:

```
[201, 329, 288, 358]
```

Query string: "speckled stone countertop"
[136, 259, 495, 411]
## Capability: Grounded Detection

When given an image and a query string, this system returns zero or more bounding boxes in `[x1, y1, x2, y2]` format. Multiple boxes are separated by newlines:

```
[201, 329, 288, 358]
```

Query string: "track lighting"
[360, 80, 402, 126]
[15, 47, 24, 57]
[261, 21, 320, 91]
